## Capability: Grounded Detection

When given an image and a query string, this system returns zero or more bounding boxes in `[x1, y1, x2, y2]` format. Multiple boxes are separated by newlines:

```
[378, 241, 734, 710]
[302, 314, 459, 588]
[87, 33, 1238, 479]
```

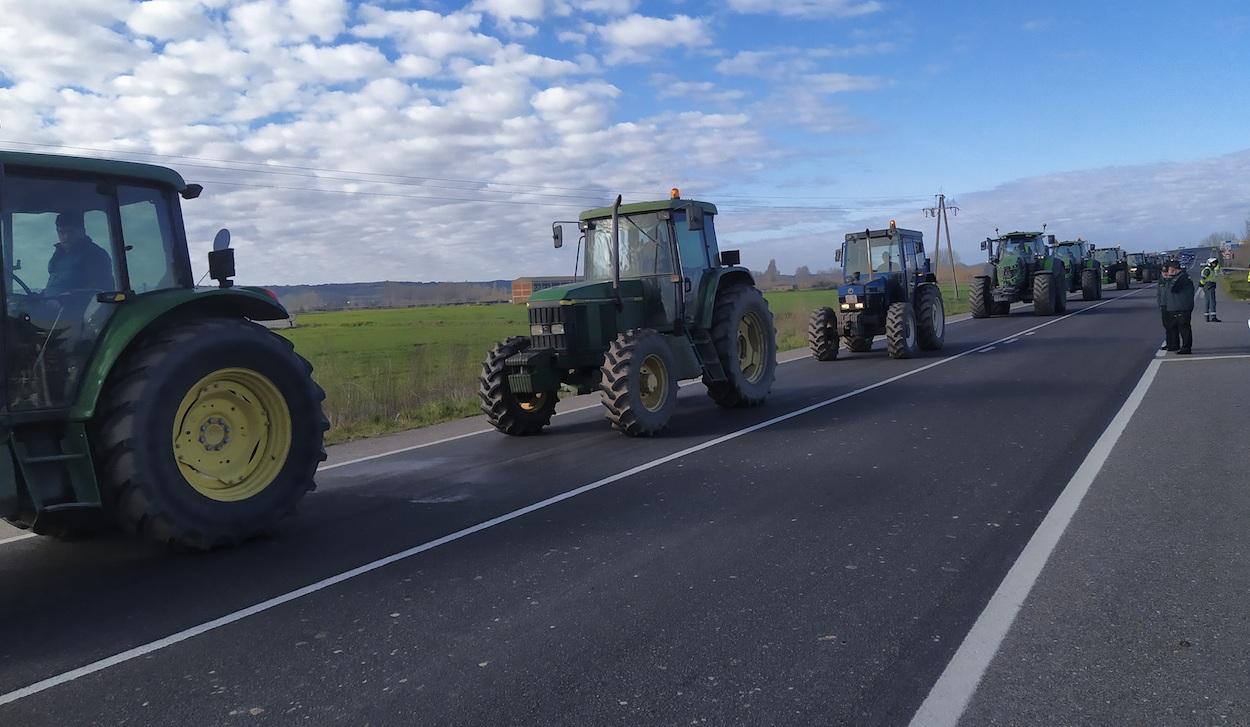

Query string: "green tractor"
[0, 152, 327, 548]
[969, 231, 1068, 318]
[1127, 252, 1159, 283]
[479, 192, 777, 437]
[1048, 239, 1102, 301]
[1093, 246, 1130, 289]
[806, 223, 944, 360]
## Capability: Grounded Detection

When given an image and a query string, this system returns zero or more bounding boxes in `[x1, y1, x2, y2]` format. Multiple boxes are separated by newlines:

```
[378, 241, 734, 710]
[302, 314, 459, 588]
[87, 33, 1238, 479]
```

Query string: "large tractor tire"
[885, 302, 918, 359]
[92, 318, 327, 550]
[916, 285, 945, 351]
[1081, 268, 1099, 300]
[600, 329, 678, 437]
[704, 285, 777, 408]
[969, 276, 992, 319]
[1115, 269, 1129, 290]
[847, 337, 873, 352]
[1032, 273, 1056, 316]
[480, 336, 558, 436]
[807, 307, 839, 361]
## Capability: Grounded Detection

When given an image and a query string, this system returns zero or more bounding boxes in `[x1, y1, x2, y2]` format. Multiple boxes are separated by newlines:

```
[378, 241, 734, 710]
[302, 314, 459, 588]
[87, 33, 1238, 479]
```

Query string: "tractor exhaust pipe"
[610, 194, 623, 310]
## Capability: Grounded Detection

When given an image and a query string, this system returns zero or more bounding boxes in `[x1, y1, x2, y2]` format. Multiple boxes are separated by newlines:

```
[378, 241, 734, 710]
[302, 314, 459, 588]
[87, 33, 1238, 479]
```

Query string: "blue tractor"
[807, 223, 945, 360]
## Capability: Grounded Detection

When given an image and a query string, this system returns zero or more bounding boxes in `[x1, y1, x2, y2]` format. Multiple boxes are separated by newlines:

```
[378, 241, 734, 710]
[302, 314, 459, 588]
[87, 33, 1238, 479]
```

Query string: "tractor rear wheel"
[1081, 269, 1099, 300]
[916, 285, 945, 351]
[847, 336, 874, 352]
[480, 337, 558, 435]
[1115, 269, 1129, 290]
[807, 307, 839, 361]
[969, 276, 991, 319]
[704, 285, 777, 408]
[885, 302, 918, 359]
[1032, 273, 1056, 316]
[92, 318, 326, 549]
[600, 329, 678, 436]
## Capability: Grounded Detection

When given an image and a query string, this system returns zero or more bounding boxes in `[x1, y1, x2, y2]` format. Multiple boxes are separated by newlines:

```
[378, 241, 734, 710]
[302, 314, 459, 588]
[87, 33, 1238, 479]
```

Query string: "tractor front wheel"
[92, 318, 327, 549]
[1081, 269, 1099, 300]
[807, 307, 839, 361]
[885, 302, 918, 359]
[704, 285, 777, 408]
[969, 276, 991, 319]
[1033, 273, 1056, 316]
[916, 285, 945, 351]
[600, 329, 679, 436]
[479, 337, 558, 435]
[1115, 269, 1129, 290]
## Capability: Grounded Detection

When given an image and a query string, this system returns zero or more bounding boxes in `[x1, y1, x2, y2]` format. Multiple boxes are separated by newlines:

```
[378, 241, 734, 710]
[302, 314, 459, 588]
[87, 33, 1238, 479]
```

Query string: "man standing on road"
[1159, 259, 1195, 354]
[1198, 257, 1221, 322]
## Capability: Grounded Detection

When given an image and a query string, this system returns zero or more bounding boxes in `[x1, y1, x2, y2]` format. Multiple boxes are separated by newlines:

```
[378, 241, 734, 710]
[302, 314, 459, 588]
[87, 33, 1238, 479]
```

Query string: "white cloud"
[127, 0, 215, 40]
[725, 0, 882, 19]
[595, 14, 712, 64]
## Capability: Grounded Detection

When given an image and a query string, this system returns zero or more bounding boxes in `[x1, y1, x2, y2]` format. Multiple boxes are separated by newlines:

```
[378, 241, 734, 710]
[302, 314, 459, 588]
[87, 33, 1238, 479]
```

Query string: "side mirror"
[553, 224, 563, 249]
[212, 228, 231, 251]
[719, 249, 740, 266]
[980, 240, 988, 251]
[687, 204, 705, 231]
[209, 228, 235, 288]
[834, 248, 843, 263]
[181, 184, 203, 200]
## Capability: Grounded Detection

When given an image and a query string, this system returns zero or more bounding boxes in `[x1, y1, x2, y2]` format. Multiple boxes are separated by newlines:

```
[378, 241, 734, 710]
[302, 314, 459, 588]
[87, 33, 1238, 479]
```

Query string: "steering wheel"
[10, 273, 32, 296]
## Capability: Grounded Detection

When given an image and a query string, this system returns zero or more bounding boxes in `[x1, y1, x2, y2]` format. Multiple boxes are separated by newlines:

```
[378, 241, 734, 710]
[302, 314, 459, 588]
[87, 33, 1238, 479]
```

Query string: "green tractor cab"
[0, 151, 327, 548]
[1127, 252, 1159, 282]
[1093, 246, 1131, 289]
[806, 223, 945, 360]
[479, 192, 777, 437]
[969, 231, 1068, 318]
[1049, 239, 1102, 301]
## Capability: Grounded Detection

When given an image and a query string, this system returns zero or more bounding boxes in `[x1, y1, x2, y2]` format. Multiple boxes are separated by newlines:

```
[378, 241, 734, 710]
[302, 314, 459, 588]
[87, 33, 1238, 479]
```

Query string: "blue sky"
[0, 0, 1247, 283]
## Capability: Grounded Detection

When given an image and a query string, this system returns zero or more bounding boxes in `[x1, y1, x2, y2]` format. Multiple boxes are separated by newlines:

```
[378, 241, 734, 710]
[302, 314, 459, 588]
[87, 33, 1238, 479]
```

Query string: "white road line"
[0, 293, 1135, 706]
[1161, 354, 1250, 362]
[320, 305, 1008, 472]
[1002, 338, 1019, 344]
[979, 347, 996, 353]
[0, 533, 37, 546]
[907, 356, 1163, 727]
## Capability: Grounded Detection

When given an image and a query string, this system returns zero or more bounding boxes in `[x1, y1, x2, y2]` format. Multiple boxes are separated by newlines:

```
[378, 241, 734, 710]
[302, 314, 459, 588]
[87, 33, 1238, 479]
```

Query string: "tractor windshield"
[1052, 245, 1080, 265]
[842, 235, 901, 280]
[1093, 249, 1120, 265]
[1127, 253, 1144, 265]
[582, 213, 674, 281]
[996, 238, 1042, 258]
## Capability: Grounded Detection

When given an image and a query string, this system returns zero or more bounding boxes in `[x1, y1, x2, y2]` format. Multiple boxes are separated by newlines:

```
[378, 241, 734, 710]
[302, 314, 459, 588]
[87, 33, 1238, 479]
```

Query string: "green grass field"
[282, 284, 974, 443]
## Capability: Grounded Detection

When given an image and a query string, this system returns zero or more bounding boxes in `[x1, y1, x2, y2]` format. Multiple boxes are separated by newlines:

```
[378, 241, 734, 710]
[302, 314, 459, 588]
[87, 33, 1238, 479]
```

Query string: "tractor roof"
[579, 198, 717, 221]
[0, 150, 189, 191]
[846, 227, 922, 240]
[998, 231, 1045, 239]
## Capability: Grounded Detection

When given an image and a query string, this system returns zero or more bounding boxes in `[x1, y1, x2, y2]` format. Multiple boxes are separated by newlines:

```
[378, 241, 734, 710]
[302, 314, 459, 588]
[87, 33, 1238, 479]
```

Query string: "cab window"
[118, 185, 181, 293]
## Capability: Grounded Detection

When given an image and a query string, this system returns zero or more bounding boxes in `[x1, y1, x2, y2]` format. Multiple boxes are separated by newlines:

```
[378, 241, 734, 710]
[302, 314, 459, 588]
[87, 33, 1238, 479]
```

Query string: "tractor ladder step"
[690, 331, 726, 382]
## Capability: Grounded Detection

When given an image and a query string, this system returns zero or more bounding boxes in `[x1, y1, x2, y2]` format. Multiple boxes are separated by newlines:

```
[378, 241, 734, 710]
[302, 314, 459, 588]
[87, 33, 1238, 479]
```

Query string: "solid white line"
[319, 304, 1011, 472]
[0, 533, 37, 546]
[979, 347, 996, 353]
[907, 357, 1163, 727]
[1161, 354, 1250, 362]
[0, 293, 1134, 706]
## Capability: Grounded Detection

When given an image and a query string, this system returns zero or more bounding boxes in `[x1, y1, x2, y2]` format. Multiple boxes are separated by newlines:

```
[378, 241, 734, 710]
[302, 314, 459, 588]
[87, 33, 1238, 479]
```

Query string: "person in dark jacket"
[45, 213, 114, 296]
[1157, 259, 1195, 354]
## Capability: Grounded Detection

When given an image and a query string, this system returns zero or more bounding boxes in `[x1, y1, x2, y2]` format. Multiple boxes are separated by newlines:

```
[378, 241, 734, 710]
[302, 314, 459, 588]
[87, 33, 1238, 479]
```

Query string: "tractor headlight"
[840, 303, 851, 310]
[855, 302, 865, 309]
[550, 323, 565, 335]
[530, 324, 544, 336]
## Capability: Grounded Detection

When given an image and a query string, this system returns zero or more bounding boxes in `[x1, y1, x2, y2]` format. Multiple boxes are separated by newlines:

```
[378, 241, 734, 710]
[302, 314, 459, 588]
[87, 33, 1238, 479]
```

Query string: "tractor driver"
[876, 251, 895, 272]
[45, 213, 114, 296]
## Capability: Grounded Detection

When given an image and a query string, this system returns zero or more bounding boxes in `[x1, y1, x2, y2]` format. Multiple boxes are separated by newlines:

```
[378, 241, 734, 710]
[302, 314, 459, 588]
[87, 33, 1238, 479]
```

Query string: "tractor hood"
[997, 253, 1026, 285]
[839, 274, 888, 298]
[528, 278, 646, 304]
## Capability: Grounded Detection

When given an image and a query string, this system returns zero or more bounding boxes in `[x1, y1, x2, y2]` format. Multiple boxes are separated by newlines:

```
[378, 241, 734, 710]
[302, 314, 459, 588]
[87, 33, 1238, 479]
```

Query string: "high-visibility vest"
[1199, 266, 1215, 286]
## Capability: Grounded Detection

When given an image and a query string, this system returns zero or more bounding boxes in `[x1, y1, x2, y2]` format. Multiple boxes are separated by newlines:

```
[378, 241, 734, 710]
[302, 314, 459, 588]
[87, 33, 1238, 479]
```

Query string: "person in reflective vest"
[1198, 257, 1221, 323]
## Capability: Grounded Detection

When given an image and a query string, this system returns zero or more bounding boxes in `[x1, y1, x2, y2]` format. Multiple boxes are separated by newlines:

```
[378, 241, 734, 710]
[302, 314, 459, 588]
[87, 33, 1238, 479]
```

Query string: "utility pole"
[922, 194, 961, 297]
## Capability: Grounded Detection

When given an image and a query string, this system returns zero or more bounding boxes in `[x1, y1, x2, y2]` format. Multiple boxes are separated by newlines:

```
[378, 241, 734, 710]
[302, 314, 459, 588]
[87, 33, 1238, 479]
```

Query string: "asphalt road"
[0, 284, 1166, 726]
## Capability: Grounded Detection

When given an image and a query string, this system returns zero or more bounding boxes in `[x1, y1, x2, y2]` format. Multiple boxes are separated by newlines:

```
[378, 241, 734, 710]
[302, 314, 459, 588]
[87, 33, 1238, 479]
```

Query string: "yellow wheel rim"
[737, 312, 767, 383]
[638, 354, 669, 412]
[172, 368, 292, 502]
[516, 391, 549, 412]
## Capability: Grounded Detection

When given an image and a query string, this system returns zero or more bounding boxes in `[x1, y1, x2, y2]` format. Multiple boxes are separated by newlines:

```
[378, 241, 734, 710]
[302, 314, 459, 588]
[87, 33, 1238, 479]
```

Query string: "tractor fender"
[698, 266, 756, 331]
[69, 287, 289, 421]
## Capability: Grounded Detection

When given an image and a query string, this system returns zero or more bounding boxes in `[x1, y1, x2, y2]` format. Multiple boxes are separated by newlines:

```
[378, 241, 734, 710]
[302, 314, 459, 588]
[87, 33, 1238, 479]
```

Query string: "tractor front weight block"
[504, 349, 560, 394]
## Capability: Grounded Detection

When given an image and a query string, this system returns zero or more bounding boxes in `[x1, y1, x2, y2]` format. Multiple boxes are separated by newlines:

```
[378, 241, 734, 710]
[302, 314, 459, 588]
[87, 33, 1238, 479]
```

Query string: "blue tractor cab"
[808, 222, 945, 360]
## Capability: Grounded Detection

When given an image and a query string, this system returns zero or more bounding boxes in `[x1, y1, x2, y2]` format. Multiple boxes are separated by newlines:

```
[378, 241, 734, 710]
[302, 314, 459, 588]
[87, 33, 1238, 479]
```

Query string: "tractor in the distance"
[969, 231, 1068, 318]
[807, 222, 944, 360]
[1049, 239, 1102, 301]
[1127, 252, 1160, 283]
[480, 191, 777, 438]
[1093, 246, 1130, 289]
[0, 151, 327, 548]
